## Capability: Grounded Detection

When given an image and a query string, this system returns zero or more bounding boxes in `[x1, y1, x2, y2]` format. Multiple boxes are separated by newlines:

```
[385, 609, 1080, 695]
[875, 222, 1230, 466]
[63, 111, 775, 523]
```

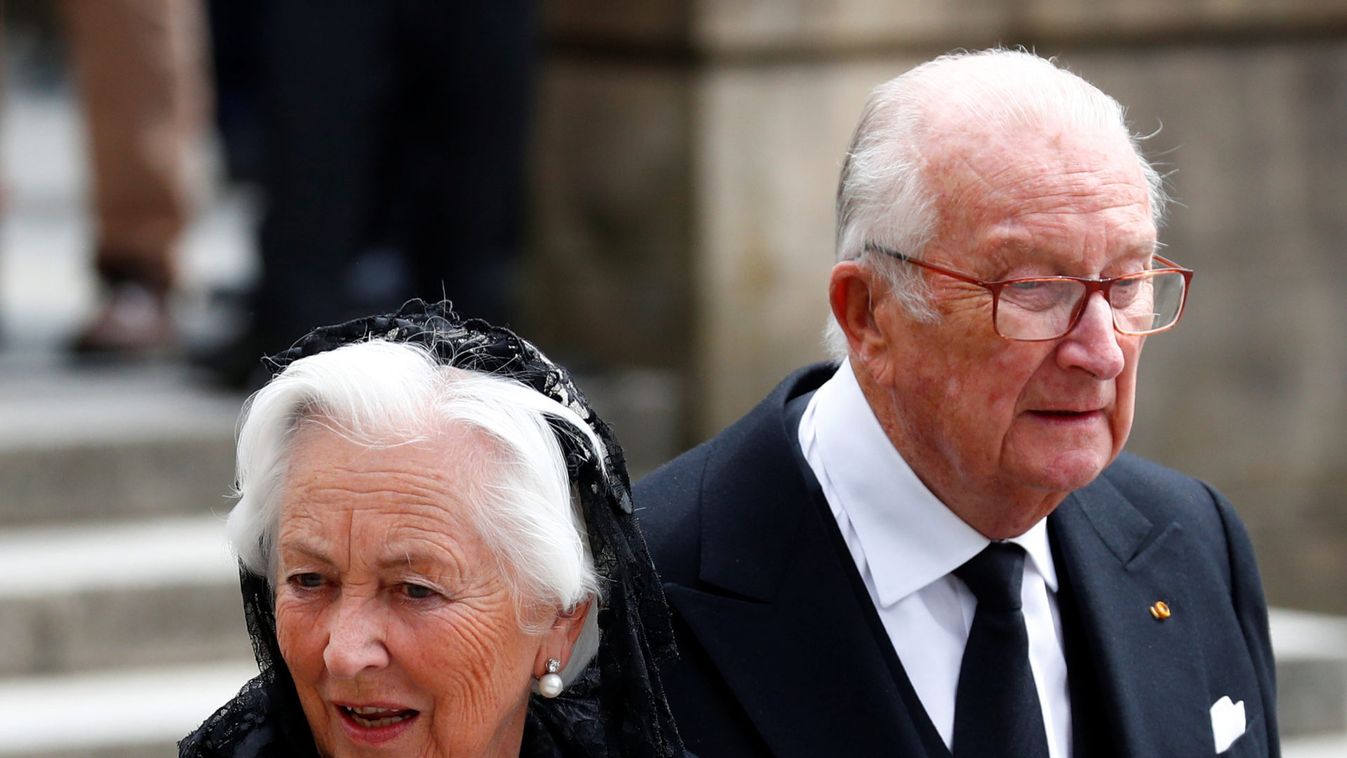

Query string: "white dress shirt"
[798, 361, 1073, 757]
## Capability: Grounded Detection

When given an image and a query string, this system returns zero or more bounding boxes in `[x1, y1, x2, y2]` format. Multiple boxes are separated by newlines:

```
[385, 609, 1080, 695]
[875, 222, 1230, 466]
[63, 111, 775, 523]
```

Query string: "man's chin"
[1013, 447, 1115, 496]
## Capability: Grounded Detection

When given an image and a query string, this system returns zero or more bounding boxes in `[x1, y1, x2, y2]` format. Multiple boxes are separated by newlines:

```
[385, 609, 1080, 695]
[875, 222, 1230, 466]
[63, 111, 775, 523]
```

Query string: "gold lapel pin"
[1149, 600, 1172, 620]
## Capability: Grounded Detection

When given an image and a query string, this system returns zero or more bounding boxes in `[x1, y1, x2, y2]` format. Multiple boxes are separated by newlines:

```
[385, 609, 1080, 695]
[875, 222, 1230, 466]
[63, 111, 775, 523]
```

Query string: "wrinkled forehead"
[928, 117, 1147, 203]
[268, 420, 497, 572]
[923, 122, 1155, 259]
[280, 415, 502, 523]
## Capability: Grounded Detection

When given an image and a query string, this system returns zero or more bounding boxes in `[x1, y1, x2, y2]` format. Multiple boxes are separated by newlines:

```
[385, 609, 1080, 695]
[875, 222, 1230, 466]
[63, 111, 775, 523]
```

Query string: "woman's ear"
[535, 597, 593, 674]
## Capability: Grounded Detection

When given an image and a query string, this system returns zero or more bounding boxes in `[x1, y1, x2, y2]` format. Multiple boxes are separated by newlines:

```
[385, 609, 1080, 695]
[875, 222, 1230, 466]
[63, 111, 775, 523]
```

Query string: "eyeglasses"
[864, 243, 1194, 342]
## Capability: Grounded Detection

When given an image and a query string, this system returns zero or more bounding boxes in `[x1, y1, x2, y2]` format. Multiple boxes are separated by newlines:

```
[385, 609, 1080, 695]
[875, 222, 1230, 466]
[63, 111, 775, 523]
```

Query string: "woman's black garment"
[179, 300, 685, 757]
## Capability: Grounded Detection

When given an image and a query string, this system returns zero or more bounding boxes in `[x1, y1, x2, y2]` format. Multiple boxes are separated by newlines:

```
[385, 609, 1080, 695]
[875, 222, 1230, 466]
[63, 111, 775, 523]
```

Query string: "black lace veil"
[181, 301, 684, 757]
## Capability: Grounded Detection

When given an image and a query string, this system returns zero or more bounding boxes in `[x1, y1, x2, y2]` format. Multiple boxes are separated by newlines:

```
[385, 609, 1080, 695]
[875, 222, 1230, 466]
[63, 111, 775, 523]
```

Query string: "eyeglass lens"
[996, 271, 1188, 340]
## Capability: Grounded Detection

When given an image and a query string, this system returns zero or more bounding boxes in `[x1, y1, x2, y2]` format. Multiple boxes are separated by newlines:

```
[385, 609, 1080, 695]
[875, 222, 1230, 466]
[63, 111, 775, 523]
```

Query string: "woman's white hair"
[825, 48, 1169, 359]
[225, 338, 603, 681]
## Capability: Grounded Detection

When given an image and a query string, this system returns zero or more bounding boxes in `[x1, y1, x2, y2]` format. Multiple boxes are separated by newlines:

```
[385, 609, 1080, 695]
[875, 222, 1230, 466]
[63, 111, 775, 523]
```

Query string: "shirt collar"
[809, 361, 1058, 606]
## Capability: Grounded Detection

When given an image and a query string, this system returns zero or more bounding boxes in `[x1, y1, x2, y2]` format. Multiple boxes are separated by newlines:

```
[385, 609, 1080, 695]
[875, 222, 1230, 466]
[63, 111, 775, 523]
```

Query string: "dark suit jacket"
[635, 364, 1279, 757]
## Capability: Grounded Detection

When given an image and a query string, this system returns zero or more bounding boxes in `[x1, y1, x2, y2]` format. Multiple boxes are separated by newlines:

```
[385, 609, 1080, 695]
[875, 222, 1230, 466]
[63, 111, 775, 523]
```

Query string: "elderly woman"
[181, 301, 684, 757]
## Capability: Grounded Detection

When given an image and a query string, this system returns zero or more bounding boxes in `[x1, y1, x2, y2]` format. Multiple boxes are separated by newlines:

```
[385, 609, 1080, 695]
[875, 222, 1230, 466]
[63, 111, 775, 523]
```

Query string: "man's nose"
[1056, 292, 1126, 379]
[324, 595, 390, 679]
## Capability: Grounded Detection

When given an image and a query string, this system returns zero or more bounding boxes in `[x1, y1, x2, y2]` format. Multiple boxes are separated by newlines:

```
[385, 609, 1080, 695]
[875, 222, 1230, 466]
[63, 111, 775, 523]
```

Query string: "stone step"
[0, 357, 243, 528]
[1270, 608, 1347, 739]
[0, 661, 257, 757]
[1285, 734, 1347, 758]
[0, 514, 253, 677]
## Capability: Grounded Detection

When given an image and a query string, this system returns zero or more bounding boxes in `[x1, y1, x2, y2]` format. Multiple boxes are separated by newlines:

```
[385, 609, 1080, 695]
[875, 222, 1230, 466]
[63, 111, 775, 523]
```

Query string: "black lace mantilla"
[180, 300, 684, 757]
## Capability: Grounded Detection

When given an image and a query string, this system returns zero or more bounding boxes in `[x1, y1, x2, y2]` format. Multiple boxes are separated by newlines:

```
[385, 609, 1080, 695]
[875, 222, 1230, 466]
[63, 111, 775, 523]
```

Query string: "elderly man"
[636, 50, 1277, 757]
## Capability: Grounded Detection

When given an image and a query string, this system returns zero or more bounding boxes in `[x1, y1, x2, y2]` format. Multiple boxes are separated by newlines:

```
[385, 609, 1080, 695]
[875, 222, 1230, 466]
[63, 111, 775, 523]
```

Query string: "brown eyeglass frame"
[863, 243, 1195, 342]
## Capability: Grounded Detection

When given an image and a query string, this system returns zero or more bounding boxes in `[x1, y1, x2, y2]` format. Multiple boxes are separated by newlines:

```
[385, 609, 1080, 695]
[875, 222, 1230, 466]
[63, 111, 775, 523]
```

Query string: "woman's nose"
[323, 596, 390, 679]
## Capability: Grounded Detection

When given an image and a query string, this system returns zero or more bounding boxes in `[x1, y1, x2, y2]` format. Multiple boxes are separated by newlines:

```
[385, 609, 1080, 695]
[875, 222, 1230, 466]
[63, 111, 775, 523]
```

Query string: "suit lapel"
[1051, 475, 1214, 756]
[663, 367, 942, 757]
[665, 575, 935, 757]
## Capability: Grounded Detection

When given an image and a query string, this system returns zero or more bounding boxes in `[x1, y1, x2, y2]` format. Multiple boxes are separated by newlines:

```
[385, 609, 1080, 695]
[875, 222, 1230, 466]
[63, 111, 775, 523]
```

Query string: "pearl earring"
[538, 658, 564, 699]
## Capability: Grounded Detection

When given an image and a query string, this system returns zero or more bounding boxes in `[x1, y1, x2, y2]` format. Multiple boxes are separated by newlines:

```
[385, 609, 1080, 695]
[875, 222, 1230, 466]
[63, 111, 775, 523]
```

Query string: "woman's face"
[273, 422, 580, 757]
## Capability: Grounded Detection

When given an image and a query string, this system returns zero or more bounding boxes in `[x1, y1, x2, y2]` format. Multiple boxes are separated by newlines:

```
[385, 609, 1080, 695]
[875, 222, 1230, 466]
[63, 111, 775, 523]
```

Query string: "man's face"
[865, 125, 1157, 536]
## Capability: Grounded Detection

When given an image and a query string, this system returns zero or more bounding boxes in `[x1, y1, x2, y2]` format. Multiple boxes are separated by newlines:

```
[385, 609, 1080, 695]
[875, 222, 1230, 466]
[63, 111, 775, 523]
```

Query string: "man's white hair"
[825, 48, 1169, 359]
[225, 339, 603, 680]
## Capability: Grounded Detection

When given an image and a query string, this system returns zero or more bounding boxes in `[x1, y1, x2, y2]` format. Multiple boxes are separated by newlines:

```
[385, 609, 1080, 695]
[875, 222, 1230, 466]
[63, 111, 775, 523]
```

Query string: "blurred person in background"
[180, 301, 685, 757]
[637, 49, 1278, 757]
[58, 0, 210, 356]
[198, 1, 533, 387]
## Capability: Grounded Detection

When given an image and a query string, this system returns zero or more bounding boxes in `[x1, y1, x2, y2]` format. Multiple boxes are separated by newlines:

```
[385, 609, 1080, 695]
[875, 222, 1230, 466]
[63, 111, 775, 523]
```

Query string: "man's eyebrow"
[1115, 245, 1159, 269]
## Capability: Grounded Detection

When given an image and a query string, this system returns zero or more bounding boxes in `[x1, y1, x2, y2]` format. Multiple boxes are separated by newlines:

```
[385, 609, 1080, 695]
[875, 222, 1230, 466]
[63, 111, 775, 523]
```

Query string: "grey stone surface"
[526, 61, 695, 378]
[1020, 0, 1347, 38]
[0, 358, 242, 526]
[1281, 658, 1347, 736]
[1273, 609, 1347, 737]
[575, 368, 684, 478]
[692, 0, 1015, 52]
[547, 0, 1347, 55]
[0, 583, 252, 678]
[0, 435, 237, 526]
[13, 744, 179, 758]
[692, 60, 904, 432]
[545, 0, 692, 49]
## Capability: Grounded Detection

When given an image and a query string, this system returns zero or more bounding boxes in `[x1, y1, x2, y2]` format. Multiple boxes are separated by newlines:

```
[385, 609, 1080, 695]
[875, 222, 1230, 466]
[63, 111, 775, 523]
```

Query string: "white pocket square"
[1210, 696, 1246, 753]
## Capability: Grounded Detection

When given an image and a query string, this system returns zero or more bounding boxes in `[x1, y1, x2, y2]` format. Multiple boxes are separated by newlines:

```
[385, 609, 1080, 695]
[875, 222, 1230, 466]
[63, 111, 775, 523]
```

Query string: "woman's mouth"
[341, 705, 417, 727]
[335, 703, 420, 743]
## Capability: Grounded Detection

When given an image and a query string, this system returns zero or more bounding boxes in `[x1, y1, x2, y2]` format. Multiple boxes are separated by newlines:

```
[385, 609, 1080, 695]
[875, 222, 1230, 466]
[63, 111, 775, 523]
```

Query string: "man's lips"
[1025, 408, 1106, 421]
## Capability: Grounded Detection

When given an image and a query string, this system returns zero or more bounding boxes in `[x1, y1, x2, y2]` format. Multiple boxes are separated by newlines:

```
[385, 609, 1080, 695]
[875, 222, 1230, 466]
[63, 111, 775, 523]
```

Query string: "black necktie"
[952, 542, 1050, 758]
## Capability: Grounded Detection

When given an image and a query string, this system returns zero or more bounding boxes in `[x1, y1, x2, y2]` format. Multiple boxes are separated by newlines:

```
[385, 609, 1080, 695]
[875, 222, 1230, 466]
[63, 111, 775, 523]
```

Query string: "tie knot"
[955, 542, 1026, 612]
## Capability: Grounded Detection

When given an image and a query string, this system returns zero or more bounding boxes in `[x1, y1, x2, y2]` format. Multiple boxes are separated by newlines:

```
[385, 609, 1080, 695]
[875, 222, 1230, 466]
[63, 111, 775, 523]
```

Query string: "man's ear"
[829, 261, 890, 364]
[534, 598, 593, 674]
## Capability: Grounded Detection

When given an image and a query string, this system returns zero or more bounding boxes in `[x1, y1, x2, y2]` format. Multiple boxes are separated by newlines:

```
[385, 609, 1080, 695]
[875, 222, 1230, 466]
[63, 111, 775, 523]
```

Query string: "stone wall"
[528, 0, 1347, 612]
[1082, 44, 1347, 612]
